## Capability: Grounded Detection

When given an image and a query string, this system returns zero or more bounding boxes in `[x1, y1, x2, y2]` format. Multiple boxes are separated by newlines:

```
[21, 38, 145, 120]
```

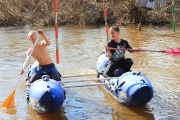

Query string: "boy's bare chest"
[32, 46, 47, 56]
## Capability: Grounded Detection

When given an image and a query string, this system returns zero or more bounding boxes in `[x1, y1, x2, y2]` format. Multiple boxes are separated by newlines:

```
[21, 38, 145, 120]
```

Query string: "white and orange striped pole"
[103, 0, 109, 42]
[54, 0, 60, 64]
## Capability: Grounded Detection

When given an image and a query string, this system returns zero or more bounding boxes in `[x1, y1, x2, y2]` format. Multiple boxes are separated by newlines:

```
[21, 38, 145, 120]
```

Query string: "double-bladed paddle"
[108, 47, 180, 57]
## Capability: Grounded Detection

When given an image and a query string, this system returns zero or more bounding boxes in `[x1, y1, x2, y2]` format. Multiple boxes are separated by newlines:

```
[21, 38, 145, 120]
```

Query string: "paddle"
[1, 34, 39, 109]
[108, 47, 180, 57]
[54, 0, 60, 64]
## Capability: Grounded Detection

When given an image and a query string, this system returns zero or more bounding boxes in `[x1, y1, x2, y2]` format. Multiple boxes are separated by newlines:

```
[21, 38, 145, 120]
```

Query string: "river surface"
[0, 24, 180, 120]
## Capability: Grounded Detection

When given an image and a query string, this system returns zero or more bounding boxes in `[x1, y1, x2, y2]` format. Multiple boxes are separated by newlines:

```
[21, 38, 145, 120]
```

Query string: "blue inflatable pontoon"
[96, 52, 153, 106]
[26, 62, 64, 113]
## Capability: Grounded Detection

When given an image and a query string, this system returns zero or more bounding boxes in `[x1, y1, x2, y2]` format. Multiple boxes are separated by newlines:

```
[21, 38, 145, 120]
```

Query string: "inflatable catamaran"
[25, 51, 154, 113]
[96, 52, 153, 106]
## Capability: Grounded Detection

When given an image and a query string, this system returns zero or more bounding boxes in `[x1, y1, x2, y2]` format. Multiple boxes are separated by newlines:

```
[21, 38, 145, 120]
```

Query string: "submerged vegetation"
[0, 0, 179, 27]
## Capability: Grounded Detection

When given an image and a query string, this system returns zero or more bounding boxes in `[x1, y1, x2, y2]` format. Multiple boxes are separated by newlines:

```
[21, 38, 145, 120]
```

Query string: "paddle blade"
[164, 48, 180, 57]
[1, 90, 15, 109]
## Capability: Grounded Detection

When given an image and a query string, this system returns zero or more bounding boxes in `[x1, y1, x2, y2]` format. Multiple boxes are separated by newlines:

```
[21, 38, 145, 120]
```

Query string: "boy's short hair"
[28, 30, 38, 38]
[110, 26, 120, 32]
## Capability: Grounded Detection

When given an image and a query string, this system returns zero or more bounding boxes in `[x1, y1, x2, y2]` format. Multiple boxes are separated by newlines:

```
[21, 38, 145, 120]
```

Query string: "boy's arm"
[105, 45, 112, 59]
[37, 29, 51, 46]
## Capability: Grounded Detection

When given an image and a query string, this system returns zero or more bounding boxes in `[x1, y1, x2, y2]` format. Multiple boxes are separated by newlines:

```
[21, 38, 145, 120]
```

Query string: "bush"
[0, 0, 179, 26]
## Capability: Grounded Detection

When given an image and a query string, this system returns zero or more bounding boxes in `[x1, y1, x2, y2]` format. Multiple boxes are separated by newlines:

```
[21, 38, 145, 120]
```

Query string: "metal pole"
[63, 82, 113, 88]
[54, 0, 60, 63]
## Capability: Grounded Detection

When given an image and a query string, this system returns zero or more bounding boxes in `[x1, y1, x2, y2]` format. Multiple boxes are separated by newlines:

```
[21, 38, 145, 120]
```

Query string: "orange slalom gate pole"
[54, 0, 60, 64]
[103, 0, 109, 42]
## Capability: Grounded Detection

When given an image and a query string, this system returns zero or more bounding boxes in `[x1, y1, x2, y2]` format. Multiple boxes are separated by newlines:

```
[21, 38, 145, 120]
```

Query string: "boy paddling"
[20, 29, 61, 83]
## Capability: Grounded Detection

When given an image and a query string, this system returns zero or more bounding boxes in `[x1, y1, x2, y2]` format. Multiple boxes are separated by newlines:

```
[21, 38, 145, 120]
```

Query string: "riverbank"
[0, 0, 179, 27]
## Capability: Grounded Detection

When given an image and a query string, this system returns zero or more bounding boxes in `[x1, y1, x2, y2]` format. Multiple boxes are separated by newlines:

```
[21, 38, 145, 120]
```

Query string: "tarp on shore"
[135, 0, 166, 9]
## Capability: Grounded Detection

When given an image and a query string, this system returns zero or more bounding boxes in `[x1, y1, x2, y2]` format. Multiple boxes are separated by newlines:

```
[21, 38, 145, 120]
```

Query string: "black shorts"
[29, 63, 61, 83]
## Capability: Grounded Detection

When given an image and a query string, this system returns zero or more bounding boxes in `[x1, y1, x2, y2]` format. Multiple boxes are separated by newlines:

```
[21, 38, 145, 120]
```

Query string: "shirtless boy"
[20, 29, 61, 83]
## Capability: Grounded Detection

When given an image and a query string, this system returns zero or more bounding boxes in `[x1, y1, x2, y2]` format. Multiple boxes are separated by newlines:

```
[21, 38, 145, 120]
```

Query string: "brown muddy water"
[0, 24, 180, 120]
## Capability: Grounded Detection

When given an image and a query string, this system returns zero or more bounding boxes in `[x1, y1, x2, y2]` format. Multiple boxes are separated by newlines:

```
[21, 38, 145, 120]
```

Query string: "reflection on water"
[99, 85, 155, 120]
[27, 105, 67, 120]
[0, 107, 17, 115]
[0, 25, 180, 119]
